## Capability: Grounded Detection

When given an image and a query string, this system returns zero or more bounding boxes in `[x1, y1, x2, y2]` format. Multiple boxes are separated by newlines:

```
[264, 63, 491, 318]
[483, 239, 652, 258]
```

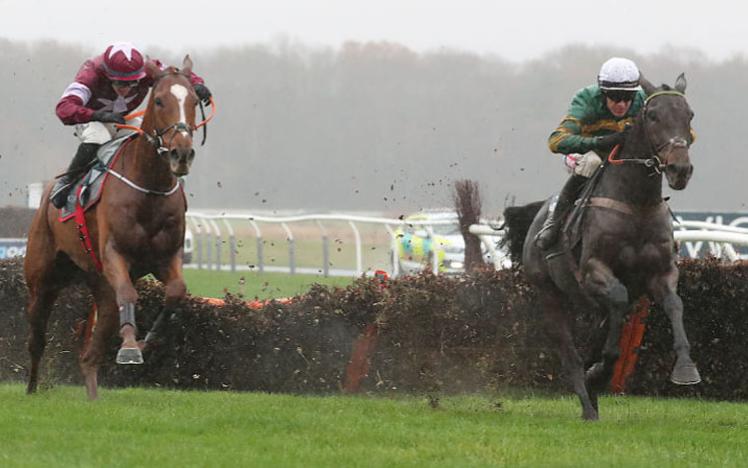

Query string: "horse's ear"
[674, 73, 687, 93]
[639, 74, 656, 96]
[182, 55, 193, 77]
[145, 57, 162, 79]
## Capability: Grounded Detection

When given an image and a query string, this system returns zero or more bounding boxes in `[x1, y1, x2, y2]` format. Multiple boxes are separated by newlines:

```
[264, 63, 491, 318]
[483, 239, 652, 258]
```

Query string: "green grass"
[182, 269, 354, 299]
[1, 384, 747, 467]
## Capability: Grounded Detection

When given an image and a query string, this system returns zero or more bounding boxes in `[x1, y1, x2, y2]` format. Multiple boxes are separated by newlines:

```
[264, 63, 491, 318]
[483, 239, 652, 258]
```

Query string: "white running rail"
[185, 212, 748, 276]
[186, 212, 468, 277]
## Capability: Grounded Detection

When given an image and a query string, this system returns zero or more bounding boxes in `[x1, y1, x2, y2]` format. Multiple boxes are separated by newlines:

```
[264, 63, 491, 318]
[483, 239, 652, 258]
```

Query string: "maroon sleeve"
[55, 95, 95, 125]
[54, 59, 100, 125]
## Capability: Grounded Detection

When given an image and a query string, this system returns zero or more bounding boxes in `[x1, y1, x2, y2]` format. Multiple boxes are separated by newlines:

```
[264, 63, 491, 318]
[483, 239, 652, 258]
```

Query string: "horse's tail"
[501, 200, 545, 264]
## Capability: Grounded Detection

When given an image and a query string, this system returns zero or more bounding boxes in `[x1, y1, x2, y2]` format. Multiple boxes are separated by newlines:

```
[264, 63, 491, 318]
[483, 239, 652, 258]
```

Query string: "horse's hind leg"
[541, 291, 598, 421]
[24, 207, 62, 394]
[80, 280, 119, 399]
[648, 268, 700, 385]
[25, 284, 60, 394]
[582, 259, 629, 401]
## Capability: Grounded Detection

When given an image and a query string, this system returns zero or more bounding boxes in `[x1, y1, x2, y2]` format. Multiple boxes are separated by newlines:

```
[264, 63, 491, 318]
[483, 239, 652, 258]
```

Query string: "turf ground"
[1, 384, 746, 467]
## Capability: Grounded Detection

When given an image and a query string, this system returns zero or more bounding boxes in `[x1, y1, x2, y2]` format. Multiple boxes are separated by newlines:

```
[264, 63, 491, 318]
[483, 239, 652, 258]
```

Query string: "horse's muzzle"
[665, 161, 693, 190]
[169, 147, 195, 177]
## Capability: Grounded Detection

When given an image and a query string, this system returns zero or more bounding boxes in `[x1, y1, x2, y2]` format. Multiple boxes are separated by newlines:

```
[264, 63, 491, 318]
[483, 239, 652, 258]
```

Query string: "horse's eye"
[648, 109, 658, 122]
[154, 98, 164, 107]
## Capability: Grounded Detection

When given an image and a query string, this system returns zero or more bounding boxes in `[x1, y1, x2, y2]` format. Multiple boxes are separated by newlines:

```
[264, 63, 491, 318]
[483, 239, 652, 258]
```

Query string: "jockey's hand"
[594, 126, 631, 150]
[91, 110, 126, 125]
[194, 84, 212, 106]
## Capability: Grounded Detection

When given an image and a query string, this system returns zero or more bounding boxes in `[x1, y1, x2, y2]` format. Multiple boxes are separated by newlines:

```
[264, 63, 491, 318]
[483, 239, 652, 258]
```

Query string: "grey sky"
[0, 0, 744, 61]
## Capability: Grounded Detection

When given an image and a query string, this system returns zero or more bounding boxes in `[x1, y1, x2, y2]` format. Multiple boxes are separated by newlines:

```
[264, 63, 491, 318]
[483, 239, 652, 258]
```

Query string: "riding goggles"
[603, 90, 636, 103]
[112, 80, 140, 89]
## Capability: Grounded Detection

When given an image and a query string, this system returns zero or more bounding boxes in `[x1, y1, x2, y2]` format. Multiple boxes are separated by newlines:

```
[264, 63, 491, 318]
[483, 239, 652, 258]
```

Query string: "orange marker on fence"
[610, 297, 650, 394]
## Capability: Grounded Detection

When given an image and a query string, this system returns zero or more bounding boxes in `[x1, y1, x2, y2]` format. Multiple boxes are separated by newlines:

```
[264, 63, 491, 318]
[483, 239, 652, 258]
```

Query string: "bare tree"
[453, 180, 485, 272]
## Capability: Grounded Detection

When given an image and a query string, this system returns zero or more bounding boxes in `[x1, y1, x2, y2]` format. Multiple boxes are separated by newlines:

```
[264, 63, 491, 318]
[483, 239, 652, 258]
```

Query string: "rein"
[606, 144, 664, 173]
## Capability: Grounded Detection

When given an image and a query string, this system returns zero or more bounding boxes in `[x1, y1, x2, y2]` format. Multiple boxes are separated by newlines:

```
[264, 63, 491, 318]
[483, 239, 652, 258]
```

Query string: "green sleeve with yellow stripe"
[547, 85, 644, 156]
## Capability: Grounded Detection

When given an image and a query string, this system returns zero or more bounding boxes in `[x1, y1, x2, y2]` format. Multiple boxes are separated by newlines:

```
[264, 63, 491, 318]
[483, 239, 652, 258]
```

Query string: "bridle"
[116, 74, 215, 157]
[108, 75, 216, 196]
[607, 90, 691, 175]
[145, 121, 194, 156]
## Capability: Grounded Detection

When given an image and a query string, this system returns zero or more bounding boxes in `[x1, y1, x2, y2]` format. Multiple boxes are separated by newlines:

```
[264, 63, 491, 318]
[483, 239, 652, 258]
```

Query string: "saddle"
[58, 134, 137, 222]
[545, 167, 606, 257]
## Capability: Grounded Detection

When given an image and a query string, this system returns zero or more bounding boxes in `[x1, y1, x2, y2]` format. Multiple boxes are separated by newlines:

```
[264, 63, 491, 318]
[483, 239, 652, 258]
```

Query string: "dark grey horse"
[504, 74, 699, 421]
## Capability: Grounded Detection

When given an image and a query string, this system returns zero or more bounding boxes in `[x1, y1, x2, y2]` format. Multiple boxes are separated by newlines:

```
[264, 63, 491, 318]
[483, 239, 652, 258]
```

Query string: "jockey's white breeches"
[74, 117, 143, 144]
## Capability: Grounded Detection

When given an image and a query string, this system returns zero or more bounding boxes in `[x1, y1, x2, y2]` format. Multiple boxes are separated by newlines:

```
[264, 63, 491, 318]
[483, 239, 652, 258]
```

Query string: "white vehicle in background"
[393, 210, 511, 274]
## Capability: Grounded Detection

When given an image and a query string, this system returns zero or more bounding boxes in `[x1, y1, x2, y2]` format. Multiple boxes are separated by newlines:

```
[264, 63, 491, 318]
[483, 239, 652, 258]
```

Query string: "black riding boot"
[535, 174, 588, 250]
[50, 143, 100, 209]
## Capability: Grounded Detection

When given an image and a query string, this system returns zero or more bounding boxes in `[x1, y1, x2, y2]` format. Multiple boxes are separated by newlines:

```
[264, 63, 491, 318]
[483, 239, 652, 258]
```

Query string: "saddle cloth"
[58, 134, 136, 222]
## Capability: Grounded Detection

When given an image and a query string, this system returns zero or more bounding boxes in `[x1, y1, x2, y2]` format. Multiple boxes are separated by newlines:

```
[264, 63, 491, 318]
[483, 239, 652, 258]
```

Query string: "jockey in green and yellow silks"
[535, 57, 643, 250]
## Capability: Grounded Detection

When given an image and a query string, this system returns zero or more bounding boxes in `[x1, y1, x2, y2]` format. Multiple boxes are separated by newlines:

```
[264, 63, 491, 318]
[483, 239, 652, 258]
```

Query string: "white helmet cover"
[598, 57, 640, 91]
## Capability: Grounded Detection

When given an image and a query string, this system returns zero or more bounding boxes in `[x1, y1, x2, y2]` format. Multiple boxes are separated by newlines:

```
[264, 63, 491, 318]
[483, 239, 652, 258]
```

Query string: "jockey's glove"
[594, 125, 631, 150]
[194, 84, 212, 106]
[594, 126, 631, 150]
[91, 110, 126, 125]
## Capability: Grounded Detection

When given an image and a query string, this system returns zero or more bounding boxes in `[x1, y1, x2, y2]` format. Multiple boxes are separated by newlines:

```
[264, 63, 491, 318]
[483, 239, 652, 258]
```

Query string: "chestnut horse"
[25, 56, 204, 399]
[503, 74, 698, 420]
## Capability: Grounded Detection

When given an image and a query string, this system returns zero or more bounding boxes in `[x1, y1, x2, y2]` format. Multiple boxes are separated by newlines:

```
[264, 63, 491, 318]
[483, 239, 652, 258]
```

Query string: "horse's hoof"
[582, 410, 599, 421]
[116, 347, 144, 365]
[671, 363, 701, 385]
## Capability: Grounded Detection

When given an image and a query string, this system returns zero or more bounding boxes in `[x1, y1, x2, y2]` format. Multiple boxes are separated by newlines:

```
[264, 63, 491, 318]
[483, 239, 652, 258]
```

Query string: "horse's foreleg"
[582, 259, 629, 395]
[145, 255, 187, 349]
[648, 268, 700, 385]
[541, 294, 598, 421]
[80, 281, 118, 399]
[102, 243, 142, 365]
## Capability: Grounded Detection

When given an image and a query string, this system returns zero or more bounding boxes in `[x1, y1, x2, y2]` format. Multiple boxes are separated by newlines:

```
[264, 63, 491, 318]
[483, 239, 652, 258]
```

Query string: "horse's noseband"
[648, 136, 690, 174]
[144, 122, 194, 156]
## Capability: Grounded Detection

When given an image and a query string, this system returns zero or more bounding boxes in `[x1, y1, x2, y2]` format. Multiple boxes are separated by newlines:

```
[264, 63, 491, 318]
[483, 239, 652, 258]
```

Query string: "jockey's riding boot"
[50, 143, 100, 209]
[535, 174, 587, 250]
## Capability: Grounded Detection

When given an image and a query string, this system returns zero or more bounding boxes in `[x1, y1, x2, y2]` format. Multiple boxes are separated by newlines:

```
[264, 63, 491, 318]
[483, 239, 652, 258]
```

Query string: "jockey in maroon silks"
[51, 41, 212, 208]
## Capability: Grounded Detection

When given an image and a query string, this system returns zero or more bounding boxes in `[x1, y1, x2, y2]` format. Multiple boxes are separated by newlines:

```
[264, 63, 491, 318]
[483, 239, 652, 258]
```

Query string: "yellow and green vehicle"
[393, 211, 466, 274]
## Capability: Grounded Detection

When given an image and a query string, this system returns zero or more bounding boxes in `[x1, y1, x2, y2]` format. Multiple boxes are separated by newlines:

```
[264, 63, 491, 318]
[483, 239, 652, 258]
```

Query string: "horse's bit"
[143, 122, 194, 157]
